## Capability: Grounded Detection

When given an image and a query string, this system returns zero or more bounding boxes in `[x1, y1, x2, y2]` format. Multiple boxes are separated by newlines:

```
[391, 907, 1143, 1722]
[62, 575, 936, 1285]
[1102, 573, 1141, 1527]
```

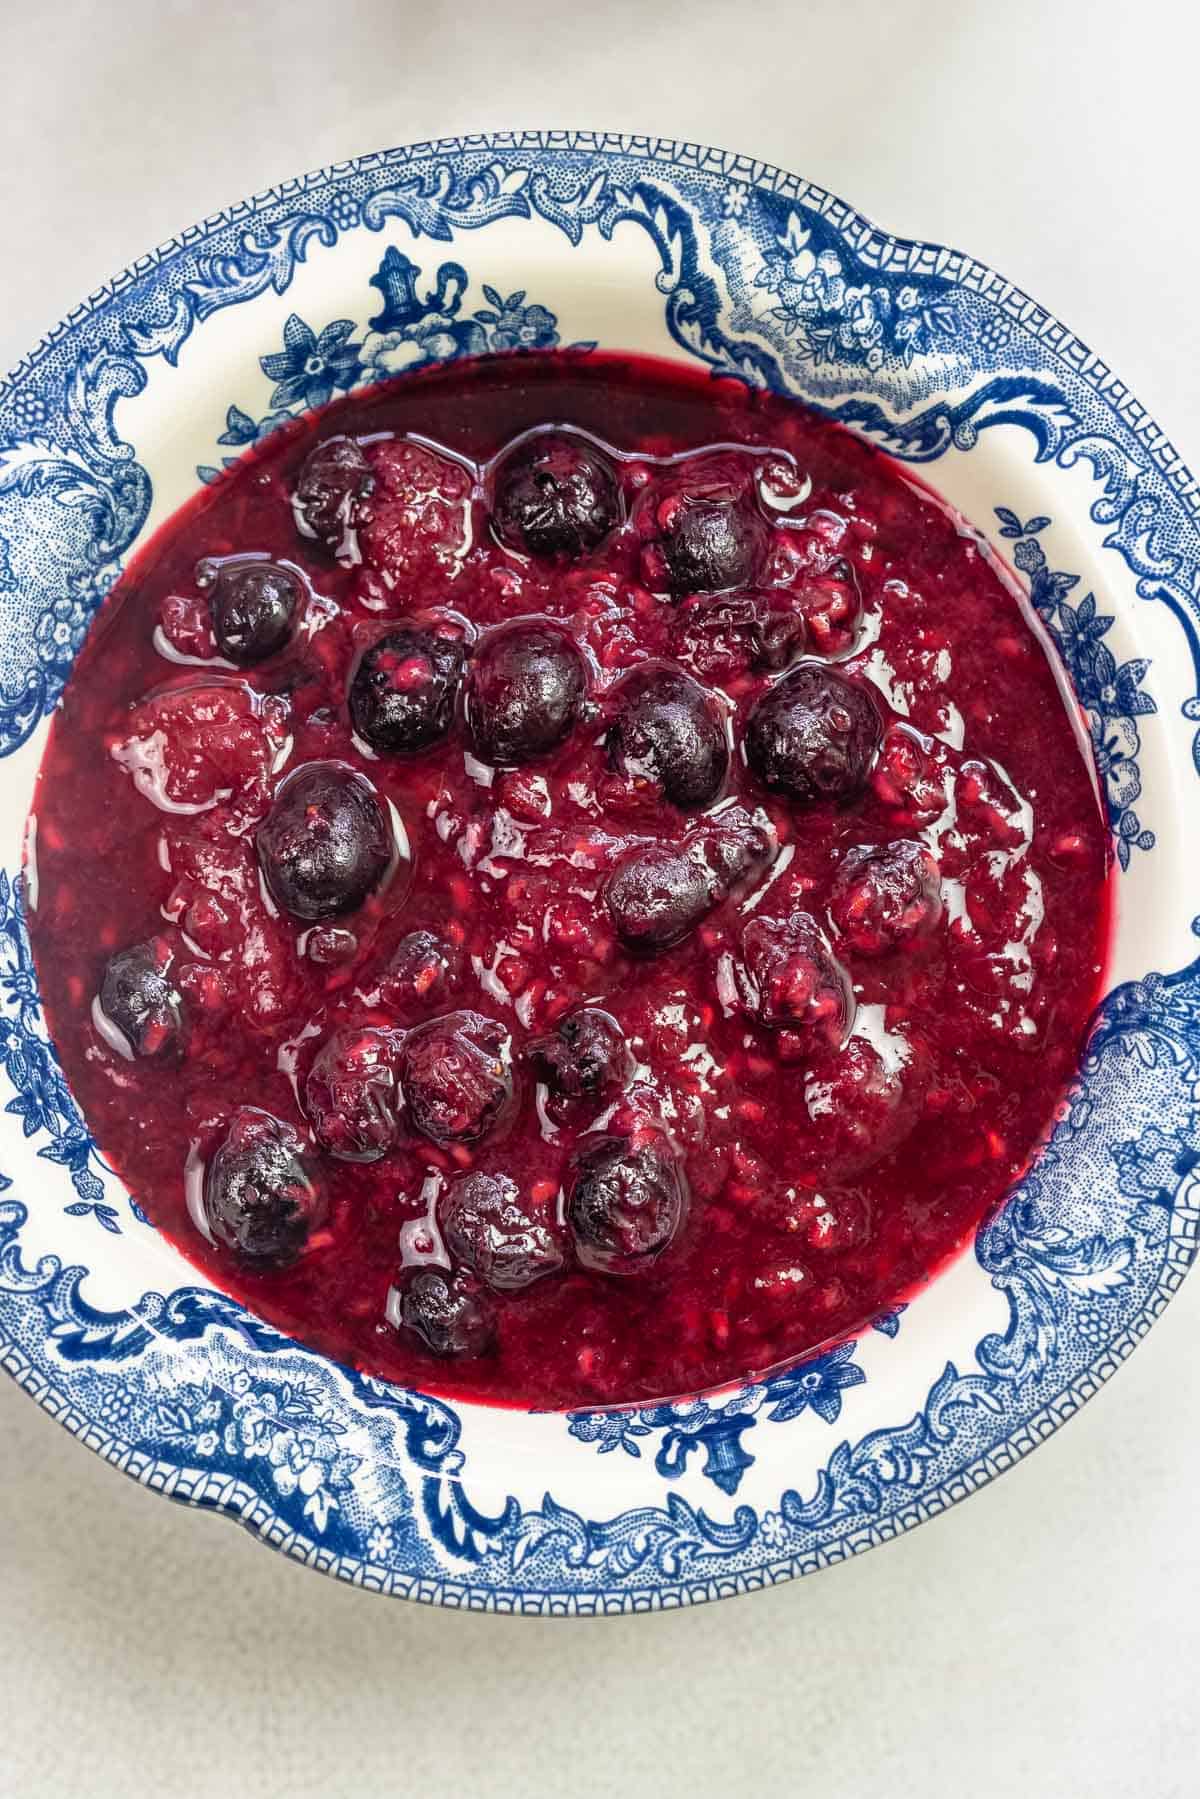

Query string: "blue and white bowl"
[1, 133, 1197, 1613]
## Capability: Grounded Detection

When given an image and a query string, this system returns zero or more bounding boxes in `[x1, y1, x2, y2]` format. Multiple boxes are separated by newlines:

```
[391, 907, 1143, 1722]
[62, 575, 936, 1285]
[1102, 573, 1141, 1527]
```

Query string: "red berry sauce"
[26, 351, 1112, 1409]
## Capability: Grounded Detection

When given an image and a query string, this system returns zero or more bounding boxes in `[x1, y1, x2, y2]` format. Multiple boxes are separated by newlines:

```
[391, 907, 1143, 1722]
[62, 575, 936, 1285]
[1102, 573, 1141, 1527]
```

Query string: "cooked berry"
[304, 1025, 401, 1161]
[606, 812, 771, 952]
[399, 1010, 513, 1145]
[829, 839, 943, 955]
[349, 623, 466, 754]
[735, 911, 854, 1043]
[292, 436, 373, 551]
[607, 664, 728, 809]
[379, 929, 459, 1014]
[256, 762, 392, 921]
[466, 622, 587, 764]
[744, 663, 881, 804]
[674, 589, 807, 679]
[394, 1266, 496, 1357]
[491, 431, 621, 558]
[438, 1171, 563, 1291]
[95, 940, 183, 1060]
[202, 1108, 326, 1266]
[791, 560, 863, 656]
[530, 1006, 630, 1098]
[566, 1129, 688, 1274]
[114, 683, 280, 816]
[209, 560, 301, 664]
[358, 438, 473, 585]
[605, 844, 712, 952]
[643, 463, 768, 596]
[699, 807, 774, 892]
[304, 927, 358, 966]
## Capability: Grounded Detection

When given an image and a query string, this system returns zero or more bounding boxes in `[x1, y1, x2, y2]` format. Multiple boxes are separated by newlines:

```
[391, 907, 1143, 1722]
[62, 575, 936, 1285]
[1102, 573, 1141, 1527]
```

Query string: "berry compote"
[26, 351, 1112, 1409]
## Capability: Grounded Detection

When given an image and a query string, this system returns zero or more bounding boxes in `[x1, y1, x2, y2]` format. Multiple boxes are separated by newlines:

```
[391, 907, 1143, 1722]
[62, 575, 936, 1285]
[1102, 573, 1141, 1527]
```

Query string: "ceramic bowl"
[2, 133, 1197, 1614]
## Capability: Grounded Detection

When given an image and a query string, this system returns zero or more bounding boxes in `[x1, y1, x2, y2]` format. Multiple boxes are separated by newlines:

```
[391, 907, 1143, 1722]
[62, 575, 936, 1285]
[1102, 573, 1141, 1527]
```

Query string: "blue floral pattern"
[995, 509, 1157, 865]
[0, 873, 113, 1230]
[755, 213, 960, 372]
[566, 1338, 890, 1496]
[0, 136, 1197, 1611]
[198, 249, 565, 484]
[260, 314, 362, 411]
[150, 1369, 362, 1536]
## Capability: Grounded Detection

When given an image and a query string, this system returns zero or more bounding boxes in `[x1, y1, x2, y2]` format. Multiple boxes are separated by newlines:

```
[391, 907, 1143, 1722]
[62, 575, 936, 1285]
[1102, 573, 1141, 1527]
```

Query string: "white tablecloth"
[3, 3, 1198, 1793]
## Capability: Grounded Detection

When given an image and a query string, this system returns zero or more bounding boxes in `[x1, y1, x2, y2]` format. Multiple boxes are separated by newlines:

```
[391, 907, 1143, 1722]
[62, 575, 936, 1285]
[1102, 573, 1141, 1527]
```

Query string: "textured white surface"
[2, 3, 1199, 1794]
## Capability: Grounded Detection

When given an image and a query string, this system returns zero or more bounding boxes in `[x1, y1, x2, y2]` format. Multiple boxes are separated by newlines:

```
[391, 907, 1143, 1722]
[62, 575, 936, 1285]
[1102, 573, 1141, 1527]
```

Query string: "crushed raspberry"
[359, 438, 474, 587]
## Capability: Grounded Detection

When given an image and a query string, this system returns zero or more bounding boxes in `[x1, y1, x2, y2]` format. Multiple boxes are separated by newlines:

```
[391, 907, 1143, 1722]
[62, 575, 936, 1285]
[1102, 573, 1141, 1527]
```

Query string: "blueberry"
[437, 1171, 563, 1291]
[257, 762, 392, 922]
[607, 664, 728, 809]
[466, 622, 587, 765]
[304, 1025, 401, 1161]
[744, 664, 881, 805]
[399, 1010, 513, 1145]
[606, 812, 771, 952]
[95, 939, 184, 1061]
[349, 623, 466, 754]
[736, 911, 854, 1042]
[292, 436, 373, 551]
[379, 929, 459, 1014]
[565, 1129, 688, 1274]
[202, 1108, 327, 1266]
[530, 1006, 630, 1099]
[646, 467, 768, 597]
[394, 1266, 496, 1358]
[491, 432, 621, 559]
[829, 839, 943, 956]
[210, 561, 301, 664]
[605, 843, 713, 952]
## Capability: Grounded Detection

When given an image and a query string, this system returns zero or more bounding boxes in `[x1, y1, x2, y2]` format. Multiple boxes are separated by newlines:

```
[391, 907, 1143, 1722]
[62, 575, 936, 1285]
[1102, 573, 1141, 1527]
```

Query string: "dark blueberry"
[736, 911, 854, 1042]
[491, 431, 621, 559]
[394, 1266, 496, 1358]
[209, 561, 301, 665]
[95, 939, 183, 1061]
[744, 664, 881, 805]
[466, 623, 587, 765]
[607, 664, 728, 809]
[304, 1025, 401, 1161]
[606, 811, 771, 953]
[646, 467, 769, 597]
[399, 1010, 513, 1145]
[437, 1171, 563, 1292]
[530, 1006, 631, 1099]
[257, 762, 393, 922]
[379, 929, 459, 1014]
[565, 1129, 688, 1275]
[202, 1108, 327, 1266]
[829, 839, 943, 956]
[605, 843, 713, 952]
[292, 436, 373, 552]
[349, 623, 466, 754]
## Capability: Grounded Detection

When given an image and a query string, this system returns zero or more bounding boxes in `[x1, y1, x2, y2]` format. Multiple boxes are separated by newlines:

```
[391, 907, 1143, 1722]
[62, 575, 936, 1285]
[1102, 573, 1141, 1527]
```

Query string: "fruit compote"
[26, 351, 1112, 1408]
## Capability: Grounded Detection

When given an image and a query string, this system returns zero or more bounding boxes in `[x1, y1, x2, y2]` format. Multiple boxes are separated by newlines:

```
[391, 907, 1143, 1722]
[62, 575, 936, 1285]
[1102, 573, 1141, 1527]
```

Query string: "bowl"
[1, 132, 1197, 1614]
